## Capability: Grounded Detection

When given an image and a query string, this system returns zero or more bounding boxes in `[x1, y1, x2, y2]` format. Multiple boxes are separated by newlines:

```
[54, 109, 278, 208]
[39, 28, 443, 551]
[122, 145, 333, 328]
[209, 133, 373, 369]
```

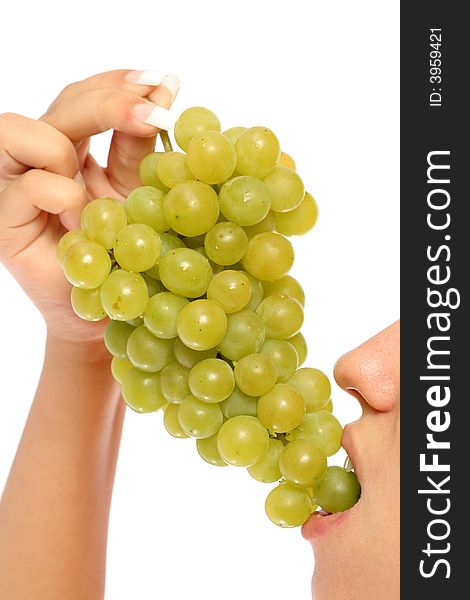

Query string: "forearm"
[0, 335, 125, 600]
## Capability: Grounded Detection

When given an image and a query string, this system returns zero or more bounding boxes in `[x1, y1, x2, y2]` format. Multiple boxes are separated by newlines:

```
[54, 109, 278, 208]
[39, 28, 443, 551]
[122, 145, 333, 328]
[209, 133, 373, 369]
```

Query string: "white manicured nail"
[160, 73, 180, 102]
[125, 70, 167, 85]
[134, 103, 176, 130]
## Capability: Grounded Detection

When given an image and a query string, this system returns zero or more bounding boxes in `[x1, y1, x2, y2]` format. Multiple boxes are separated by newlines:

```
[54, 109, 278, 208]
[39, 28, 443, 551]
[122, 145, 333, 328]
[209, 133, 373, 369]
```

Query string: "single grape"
[263, 166, 305, 212]
[255, 294, 304, 340]
[159, 248, 212, 298]
[163, 181, 219, 237]
[70, 287, 106, 321]
[125, 186, 168, 233]
[181, 234, 206, 249]
[206, 270, 251, 313]
[217, 415, 269, 467]
[143, 292, 189, 339]
[145, 232, 185, 280]
[100, 270, 149, 321]
[173, 338, 218, 369]
[57, 229, 89, 266]
[235, 127, 280, 178]
[217, 309, 265, 361]
[204, 222, 248, 266]
[156, 151, 195, 188]
[315, 466, 361, 513]
[287, 368, 331, 412]
[187, 131, 236, 184]
[188, 358, 235, 403]
[163, 403, 190, 438]
[219, 386, 258, 419]
[177, 299, 227, 351]
[262, 275, 305, 307]
[242, 232, 294, 281]
[265, 482, 312, 527]
[104, 320, 135, 358]
[196, 433, 228, 467]
[248, 438, 284, 483]
[279, 439, 327, 486]
[81, 197, 127, 249]
[111, 356, 133, 384]
[259, 339, 299, 383]
[113, 224, 160, 272]
[290, 411, 342, 457]
[160, 361, 191, 404]
[122, 367, 166, 413]
[243, 211, 276, 237]
[63, 240, 111, 289]
[219, 176, 271, 226]
[141, 273, 163, 297]
[139, 152, 170, 192]
[178, 395, 224, 438]
[257, 383, 305, 433]
[127, 325, 175, 372]
[287, 332, 307, 366]
[243, 271, 264, 311]
[275, 192, 319, 236]
[234, 353, 278, 397]
[222, 127, 247, 144]
[174, 107, 221, 152]
[278, 151, 296, 171]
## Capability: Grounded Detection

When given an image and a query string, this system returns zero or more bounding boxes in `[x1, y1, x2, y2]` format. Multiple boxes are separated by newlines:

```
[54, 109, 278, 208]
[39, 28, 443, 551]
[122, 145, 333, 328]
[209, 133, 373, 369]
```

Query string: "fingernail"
[125, 70, 167, 85]
[134, 103, 176, 130]
[160, 73, 180, 102]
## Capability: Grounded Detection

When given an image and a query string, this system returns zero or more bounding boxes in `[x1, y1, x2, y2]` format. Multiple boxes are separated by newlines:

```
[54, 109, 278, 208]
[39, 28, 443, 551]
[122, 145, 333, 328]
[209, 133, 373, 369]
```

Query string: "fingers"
[0, 113, 79, 180]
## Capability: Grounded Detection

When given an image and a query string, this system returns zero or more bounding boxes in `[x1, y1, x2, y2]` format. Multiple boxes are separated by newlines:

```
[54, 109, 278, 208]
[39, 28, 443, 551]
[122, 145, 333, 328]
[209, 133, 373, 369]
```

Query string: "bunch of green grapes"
[57, 106, 360, 528]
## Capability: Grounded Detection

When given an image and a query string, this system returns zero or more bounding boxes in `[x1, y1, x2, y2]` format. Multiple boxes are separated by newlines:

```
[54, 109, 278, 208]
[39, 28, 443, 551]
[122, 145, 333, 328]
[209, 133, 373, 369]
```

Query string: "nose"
[333, 321, 400, 413]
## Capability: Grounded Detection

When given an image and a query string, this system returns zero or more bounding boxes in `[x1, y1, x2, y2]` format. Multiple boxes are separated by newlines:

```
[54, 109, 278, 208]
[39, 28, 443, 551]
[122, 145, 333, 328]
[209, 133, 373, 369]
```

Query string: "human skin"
[302, 322, 400, 600]
[0, 70, 177, 599]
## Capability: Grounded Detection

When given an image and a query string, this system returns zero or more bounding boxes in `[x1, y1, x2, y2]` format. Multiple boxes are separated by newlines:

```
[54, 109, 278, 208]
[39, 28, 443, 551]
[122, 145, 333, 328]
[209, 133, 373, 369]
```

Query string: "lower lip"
[301, 509, 352, 540]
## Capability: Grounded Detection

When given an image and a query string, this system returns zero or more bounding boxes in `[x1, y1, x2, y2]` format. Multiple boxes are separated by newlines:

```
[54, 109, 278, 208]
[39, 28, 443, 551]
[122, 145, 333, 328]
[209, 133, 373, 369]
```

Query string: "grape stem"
[344, 456, 353, 471]
[160, 130, 173, 153]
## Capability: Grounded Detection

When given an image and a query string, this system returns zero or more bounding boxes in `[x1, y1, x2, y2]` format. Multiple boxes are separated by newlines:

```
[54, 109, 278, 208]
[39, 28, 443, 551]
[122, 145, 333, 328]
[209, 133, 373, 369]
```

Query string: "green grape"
[288, 332, 307, 366]
[159, 248, 212, 298]
[275, 192, 319, 236]
[188, 358, 235, 403]
[220, 386, 258, 419]
[290, 411, 343, 457]
[70, 287, 106, 321]
[146, 232, 185, 279]
[193, 246, 224, 275]
[57, 229, 89, 266]
[243, 271, 264, 311]
[81, 197, 127, 249]
[206, 270, 251, 313]
[113, 224, 160, 272]
[243, 211, 276, 237]
[279, 439, 327, 486]
[100, 270, 149, 321]
[242, 232, 294, 281]
[138, 152, 170, 192]
[279, 151, 296, 171]
[111, 356, 133, 384]
[217, 309, 265, 361]
[204, 222, 248, 266]
[260, 339, 299, 383]
[156, 151, 195, 188]
[177, 299, 227, 351]
[219, 176, 271, 226]
[173, 338, 218, 368]
[125, 186, 168, 233]
[127, 316, 144, 327]
[104, 321, 135, 358]
[287, 368, 331, 412]
[181, 234, 206, 249]
[248, 438, 284, 483]
[257, 383, 305, 433]
[63, 240, 111, 289]
[174, 107, 221, 152]
[163, 181, 219, 237]
[160, 361, 190, 404]
[235, 127, 281, 178]
[222, 127, 247, 144]
[127, 325, 175, 372]
[262, 275, 305, 307]
[163, 403, 189, 438]
[187, 131, 236, 184]
[315, 466, 361, 513]
[217, 415, 269, 467]
[178, 395, 224, 438]
[255, 294, 304, 340]
[142, 273, 163, 297]
[324, 398, 333, 413]
[265, 482, 312, 527]
[143, 292, 189, 339]
[122, 367, 166, 413]
[234, 353, 278, 396]
[263, 166, 305, 213]
[196, 433, 228, 467]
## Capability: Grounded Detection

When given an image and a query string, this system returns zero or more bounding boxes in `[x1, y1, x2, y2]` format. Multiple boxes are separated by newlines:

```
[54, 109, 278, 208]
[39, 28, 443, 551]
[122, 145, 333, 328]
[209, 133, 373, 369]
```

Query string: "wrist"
[45, 332, 113, 365]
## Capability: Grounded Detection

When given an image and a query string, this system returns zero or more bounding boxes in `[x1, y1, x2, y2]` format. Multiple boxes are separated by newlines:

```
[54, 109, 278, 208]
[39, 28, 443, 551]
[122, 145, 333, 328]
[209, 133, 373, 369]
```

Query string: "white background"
[0, 1, 399, 599]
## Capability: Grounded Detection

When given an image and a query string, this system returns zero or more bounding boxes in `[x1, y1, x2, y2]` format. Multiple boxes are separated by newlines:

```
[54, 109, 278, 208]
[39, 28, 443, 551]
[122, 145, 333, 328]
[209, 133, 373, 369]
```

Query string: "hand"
[0, 69, 178, 345]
